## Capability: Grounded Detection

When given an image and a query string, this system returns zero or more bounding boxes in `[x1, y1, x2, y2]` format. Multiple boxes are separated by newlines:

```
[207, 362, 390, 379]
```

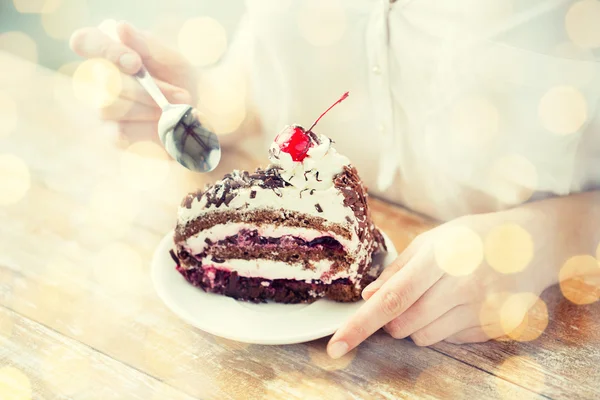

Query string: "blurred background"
[0, 0, 245, 70]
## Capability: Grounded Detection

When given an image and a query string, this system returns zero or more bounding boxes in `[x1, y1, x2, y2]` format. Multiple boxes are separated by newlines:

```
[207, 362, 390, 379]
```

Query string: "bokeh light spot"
[434, 226, 483, 276]
[485, 223, 534, 274]
[197, 69, 247, 135]
[92, 243, 143, 294]
[499, 292, 541, 337]
[0, 154, 31, 206]
[479, 291, 510, 340]
[451, 95, 499, 145]
[41, 0, 89, 40]
[0, 92, 18, 138]
[307, 340, 356, 371]
[12, 0, 62, 13]
[72, 58, 122, 109]
[559, 255, 600, 305]
[538, 85, 587, 135]
[504, 295, 548, 342]
[297, 0, 347, 47]
[0, 367, 31, 400]
[488, 154, 538, 206]
[120, 141, 171, 191]
[178, 17, 227, 67]
[565, 0, 600, 49]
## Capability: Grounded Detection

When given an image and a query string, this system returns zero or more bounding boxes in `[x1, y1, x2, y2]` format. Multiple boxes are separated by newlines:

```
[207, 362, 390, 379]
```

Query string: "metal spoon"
[138, 68, 221, 172]
[100, 21, 221, 172]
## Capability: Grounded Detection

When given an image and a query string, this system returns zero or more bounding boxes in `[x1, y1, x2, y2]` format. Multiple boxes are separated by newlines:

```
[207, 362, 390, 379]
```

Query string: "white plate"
[151, 229, 397, 345]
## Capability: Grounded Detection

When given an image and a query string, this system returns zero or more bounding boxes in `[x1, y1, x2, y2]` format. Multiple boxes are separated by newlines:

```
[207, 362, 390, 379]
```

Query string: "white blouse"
[216, 0, 600, 221]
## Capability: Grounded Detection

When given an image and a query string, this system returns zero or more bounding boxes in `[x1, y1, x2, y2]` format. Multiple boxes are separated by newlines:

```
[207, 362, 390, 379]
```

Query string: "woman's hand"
[327, 207, 562, 358]
[70, 21, 197, 139]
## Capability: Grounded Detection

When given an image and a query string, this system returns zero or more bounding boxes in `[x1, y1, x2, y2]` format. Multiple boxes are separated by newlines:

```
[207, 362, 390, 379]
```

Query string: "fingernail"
[173, 91, 190, 103]
[362, 282, 379, 297]
[119, 53, 139, 71]
[328, 341, 348, 359]
[362, 288, 375, 300]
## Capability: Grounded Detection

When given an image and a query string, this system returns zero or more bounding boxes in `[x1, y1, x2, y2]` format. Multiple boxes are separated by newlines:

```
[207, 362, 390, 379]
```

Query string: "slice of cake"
[171, 93, 387, 303]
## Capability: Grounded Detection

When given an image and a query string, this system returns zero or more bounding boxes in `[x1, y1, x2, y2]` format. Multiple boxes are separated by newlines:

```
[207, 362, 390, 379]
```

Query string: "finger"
[444, 325, 501, 345]
[384, 275, 462, 339]
[408, 304, 479, 347]
[117, 22, 193, 86]
[362, 262, 403, 300]
[70, 27, 142, 74]
[100, 98, 161, 122]
[362, 237, 424, 300]
[119, 73, 191, 107]
[328, 251, 443, 359]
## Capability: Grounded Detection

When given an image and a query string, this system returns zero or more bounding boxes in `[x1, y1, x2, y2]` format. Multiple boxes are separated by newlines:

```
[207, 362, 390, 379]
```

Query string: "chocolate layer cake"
[172, 94, 387, 303]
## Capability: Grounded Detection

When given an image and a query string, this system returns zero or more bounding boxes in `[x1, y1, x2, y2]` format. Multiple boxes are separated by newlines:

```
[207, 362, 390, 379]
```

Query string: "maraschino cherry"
[275, 92, 349, 162]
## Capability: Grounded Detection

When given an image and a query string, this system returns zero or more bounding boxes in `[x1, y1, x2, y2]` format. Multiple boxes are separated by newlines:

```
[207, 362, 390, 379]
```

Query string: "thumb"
[116, 22, 193, 88]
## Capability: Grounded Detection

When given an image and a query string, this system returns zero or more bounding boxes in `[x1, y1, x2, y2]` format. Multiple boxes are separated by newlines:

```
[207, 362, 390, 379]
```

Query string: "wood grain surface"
[1, 52, 598, 399]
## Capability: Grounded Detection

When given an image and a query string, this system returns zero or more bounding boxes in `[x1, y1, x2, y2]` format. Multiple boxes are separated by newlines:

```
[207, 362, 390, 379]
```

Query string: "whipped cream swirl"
[268, 127, 350, 190]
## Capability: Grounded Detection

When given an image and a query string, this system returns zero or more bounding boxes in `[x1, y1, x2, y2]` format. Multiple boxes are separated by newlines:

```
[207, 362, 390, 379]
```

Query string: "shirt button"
[372, 65, 381, 75]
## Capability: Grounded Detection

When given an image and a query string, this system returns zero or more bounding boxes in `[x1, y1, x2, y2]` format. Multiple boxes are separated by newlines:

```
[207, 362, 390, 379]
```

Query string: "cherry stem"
[307, 91, 349, 132]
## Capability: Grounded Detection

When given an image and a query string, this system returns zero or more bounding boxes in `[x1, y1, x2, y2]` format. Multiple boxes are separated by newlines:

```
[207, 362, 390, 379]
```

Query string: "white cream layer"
[178, 184, 355, 226]
[184, 223, 356, 254]
[198, 256, 350, 284]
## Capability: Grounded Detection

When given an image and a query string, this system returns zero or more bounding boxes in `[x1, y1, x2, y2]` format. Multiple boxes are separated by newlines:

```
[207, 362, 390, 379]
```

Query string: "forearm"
[520, 191, 599, 256]
[500, 191, 600, 288]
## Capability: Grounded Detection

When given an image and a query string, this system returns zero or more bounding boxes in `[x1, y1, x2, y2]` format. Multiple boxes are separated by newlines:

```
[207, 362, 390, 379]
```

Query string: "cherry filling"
[274, 126, 312, 162]
[210, 229, 345, 251]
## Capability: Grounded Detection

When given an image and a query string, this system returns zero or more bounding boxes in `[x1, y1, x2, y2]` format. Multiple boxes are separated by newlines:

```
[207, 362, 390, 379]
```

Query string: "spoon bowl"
[158, 104, 222, 173]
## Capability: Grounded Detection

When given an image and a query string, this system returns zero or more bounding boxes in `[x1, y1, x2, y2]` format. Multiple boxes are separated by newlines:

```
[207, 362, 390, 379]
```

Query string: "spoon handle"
[134, 67, 170, 109]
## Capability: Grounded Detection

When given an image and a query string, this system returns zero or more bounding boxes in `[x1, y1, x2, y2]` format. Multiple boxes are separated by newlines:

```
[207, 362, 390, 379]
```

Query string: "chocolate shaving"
[199, 166, 287, 209]
[250, 190, 256, 199]
[310, 189, 316, 195]
[315, 203, 323, 213]
[307, 131, 321, 145]
[169, 249, 179, 264]
[299, 189, 308, 199]
[204, 238, 213, 245]
[315, 171, 322, 182]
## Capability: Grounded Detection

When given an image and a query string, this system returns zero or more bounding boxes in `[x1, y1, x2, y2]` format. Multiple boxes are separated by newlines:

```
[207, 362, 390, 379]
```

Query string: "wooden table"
[1, 52, 599, 400]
